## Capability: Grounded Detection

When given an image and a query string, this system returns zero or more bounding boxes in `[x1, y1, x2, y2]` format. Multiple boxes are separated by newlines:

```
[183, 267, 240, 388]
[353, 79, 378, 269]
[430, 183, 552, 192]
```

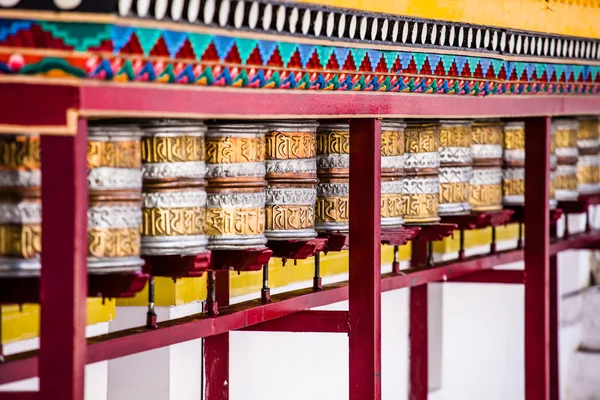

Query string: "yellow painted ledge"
[1, 298, 115, 344]
[293, 0, 600, 38]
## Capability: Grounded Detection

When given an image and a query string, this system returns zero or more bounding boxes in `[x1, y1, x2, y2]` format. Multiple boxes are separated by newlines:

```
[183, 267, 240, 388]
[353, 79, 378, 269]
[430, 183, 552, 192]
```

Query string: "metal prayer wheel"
[316, 122, 349, 232]
[264, 121, 318, 240]
[140, 120, 208, 256]
[205, 123, 267, 249]
[0, 134, 41, 277]
[550, 126, 557, 209]
[470, 120, 503, 212]
[87, 124, 144, 272]
[438, 120, 473, 215]
[577, 117, 600, 195]
[502, 121, 525, 206]
[402, 122, 440, 224]
[381, 120, 406, 227]
[553, 119, 579, 201]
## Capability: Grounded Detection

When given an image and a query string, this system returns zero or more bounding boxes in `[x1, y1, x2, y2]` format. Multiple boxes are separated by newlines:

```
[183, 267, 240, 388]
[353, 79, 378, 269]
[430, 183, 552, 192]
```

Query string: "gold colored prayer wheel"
[470, 120, 503, 212]
[87, 124, 144, 273]
[381, 120, 406, 227]
[140, 120, 208, 256]
[0, 134, 41, 277]
[577, 117, 600, 195]
[316, 122, 349, 232]
[264, 121, 318, 240]
[502, 122, 525, 206]
[553, 119, 579, 201]
[205, 123, 268, 249]
[438, 120, 473, 216]
[402, 122, 440, 224]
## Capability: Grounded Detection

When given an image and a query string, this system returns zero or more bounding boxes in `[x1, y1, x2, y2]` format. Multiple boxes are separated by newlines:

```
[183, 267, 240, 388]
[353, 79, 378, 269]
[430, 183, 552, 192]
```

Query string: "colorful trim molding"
[1, 17, 600, 96]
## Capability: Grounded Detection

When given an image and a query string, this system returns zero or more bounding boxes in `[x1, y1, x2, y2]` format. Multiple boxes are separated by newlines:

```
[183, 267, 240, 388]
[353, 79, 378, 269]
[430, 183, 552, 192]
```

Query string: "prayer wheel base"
[315, 222, 349, 233]
[381, 217, 405, 228]
[471, 205, 504, 213]
[207, 236, 269, 251]
[578, 184, 600, 195]
[439, 203, 472, 216]
[503, 196, 525, 206]
[556, 190, 580, 201]
[141, 236, 209, 256]
[88, 256, 145, 274]
[0, 258, 40, 278]
[265, 229, 318, 241]
[403, 217, 442, 225]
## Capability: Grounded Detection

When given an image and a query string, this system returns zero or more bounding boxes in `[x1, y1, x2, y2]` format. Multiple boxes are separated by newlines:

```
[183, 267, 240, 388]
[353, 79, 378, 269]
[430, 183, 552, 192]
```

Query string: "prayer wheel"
[264, 121, 318, 240]
[438, 120, 473, 215]
[204, 123, 267, 249]
[0, 134, 41, 276]
[140, 120, 208, 256]
[87, 123, 144, 272]
[381, 120, 406, 227]
[550, 126, 558, 209]
[316, 121, 349, 232]
[402, 122, 440, 224]
[553, 119, 579, 201]
[577, 117, 600, 195]
[502, 121, 525, 206]
[470, 120, 503, 212]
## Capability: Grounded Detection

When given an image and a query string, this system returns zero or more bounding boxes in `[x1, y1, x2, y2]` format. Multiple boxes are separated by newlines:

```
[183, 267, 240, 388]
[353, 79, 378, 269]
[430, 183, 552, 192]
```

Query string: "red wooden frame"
[0, 83, 599, 400]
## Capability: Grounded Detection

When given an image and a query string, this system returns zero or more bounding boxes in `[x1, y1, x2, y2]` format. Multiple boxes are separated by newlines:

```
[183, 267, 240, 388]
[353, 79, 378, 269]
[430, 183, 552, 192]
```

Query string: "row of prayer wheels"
[1, 118, 599, 276]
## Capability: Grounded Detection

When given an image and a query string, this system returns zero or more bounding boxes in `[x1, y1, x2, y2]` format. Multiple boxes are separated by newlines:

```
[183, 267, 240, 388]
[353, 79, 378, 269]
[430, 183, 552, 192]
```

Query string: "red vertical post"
[409, 240, 429, 400]
[524, 117, 551, 400]
[204, 271, 230, 400]
[549, 255, 559, 400]
[39, 119, 89, 400]
[348, 118, 382, 400]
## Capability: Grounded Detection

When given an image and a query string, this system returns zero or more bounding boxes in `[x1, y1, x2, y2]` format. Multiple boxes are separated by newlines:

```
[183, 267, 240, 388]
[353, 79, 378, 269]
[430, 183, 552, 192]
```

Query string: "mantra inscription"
[87, 140, 142, 169]
[266, 132, 316, 160]
[381, 131, 405, 157]
[404, 129, 439, 154]
[381, 194, 403, 218]
[316, 131, 350, 155]
[266, 205, 315, 231]
[440, 126, 471, 148]
[0, 224, 41, 259]
[88, 227, 141, 258]
[555, 174, 578, 191]
[316, 196, 349, 223]
[555, 129, 578, 149]
[472, 124, 503, 146]
[142, 207, 205, 236]
[205, 136, 266, 164]
[0, 136, 40, 169]
[503, 130, 525, 150]
[470, 184, 503, 211]
[503, 179, 525, 196]
[205, 207, 266, 236]
[400, 193, 439, 222]
[142, 135, 204, 163]
[578, 119, 599, 140]
[439, 182, 470, 204]
[578, 165, 600, 184]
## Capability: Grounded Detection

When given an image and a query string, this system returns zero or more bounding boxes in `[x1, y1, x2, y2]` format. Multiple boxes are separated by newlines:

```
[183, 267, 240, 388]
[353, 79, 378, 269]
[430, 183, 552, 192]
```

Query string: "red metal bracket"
[143, 252, 212, 279]
[87, 272, 149, 299]
[381, 227, 421, 246]
[412, 223, 457, 242]
[267, 238, 328, 261]
[210, 248, 273, 271]
[441, 210, 514, 230]
[318, 232, 349, 253]
[239, 311, 349, 333]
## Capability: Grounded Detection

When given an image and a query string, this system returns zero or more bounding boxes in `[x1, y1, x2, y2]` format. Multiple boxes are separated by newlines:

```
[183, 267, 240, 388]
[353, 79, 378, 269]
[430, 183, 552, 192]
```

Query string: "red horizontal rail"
[447, 269, 525, 284]
[1, 231, 599, 385]
[79, 85, 600, 119]
[240, 311, 349, 333]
